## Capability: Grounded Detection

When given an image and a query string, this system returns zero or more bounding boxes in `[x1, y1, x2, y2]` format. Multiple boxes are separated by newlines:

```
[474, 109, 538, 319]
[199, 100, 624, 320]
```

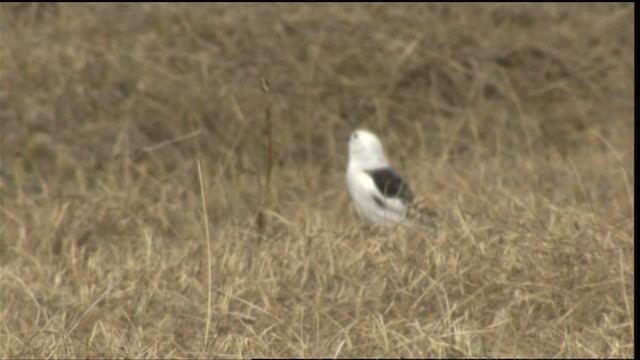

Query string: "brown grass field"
[0, 3, 634, 358]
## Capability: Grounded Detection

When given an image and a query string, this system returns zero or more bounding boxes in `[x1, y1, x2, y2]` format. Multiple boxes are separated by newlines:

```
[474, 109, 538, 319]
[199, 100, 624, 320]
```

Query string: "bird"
[346, 129, 437, 232]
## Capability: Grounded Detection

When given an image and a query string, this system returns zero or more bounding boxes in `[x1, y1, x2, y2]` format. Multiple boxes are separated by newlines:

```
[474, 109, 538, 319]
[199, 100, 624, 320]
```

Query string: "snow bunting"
[346, 129, 437, 232]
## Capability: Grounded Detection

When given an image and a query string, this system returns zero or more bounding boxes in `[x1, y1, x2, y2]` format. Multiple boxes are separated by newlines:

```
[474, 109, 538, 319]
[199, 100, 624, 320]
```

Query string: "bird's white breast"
[346, 166, 408, 226]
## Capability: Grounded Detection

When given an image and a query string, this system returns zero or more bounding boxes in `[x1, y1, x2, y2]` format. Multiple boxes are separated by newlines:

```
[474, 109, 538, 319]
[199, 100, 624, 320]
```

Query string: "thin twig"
[197, 160, 213, 351]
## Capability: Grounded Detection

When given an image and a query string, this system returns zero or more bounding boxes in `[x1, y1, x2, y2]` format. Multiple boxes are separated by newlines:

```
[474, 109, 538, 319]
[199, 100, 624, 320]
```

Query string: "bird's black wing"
[365, 167, 414, 204]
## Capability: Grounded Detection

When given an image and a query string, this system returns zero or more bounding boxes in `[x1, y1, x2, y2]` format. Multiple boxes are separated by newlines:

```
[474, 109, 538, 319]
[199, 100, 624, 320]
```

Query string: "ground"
[0, 3, 634, 358]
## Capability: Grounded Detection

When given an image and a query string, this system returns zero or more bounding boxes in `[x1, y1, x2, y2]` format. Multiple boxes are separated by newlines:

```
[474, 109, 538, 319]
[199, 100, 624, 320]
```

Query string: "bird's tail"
[406, 196, 438, 235]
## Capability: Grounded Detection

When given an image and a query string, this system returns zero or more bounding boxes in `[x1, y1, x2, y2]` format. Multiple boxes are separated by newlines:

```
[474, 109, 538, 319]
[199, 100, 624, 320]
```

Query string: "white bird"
[346, 129, 436, 231]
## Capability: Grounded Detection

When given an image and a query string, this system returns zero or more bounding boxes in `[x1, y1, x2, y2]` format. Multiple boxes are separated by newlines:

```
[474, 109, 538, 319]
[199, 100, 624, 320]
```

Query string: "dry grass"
[0, 3, 634, 358]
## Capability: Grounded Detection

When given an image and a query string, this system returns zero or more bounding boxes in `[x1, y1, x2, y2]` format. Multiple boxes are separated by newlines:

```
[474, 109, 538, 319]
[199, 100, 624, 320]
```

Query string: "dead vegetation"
[0, 3, 634, 358]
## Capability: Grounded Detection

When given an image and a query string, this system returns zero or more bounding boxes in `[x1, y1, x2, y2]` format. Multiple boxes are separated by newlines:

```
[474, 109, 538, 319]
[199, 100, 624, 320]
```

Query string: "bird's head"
[348, 129, 389, 170]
